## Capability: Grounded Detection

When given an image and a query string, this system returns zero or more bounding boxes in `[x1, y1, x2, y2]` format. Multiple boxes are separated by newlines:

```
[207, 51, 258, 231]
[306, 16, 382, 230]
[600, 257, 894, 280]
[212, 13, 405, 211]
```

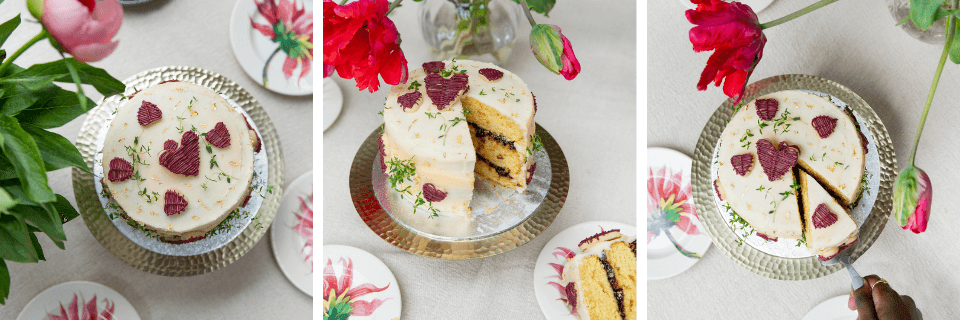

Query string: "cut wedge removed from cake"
[799, 170, 858, 261]
[380, 60, 537, 217]
[561, 230, 637, 320]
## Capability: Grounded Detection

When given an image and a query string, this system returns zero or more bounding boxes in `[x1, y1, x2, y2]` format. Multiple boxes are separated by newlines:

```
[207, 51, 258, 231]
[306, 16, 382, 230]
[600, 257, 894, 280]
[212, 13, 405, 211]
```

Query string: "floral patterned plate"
[801, 295, 857, 320]
[230, 0, 313, 96]
[323, 245, 402, 320]
[647, 147, 712, 280]
[17, 281, 140, 320]
[532, 221, 636, 320]
[270, 170, 313, 296]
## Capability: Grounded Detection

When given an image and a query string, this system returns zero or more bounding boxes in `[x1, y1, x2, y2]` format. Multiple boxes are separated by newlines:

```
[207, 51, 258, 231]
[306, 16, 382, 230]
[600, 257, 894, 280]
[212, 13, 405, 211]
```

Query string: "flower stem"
[519, 0, 537, 27]
[263, 46, 282, 88]
[386, 0, 402, 15]
[909, 10, 957, 165]
[759, 0, 839, 29]
[0, 29, 47, 75]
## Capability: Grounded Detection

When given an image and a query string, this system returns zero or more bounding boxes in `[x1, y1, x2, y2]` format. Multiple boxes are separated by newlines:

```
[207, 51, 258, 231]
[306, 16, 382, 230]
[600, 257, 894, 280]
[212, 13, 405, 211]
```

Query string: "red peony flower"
[686, 0, 766, 106]
[323, 0, 408, 92]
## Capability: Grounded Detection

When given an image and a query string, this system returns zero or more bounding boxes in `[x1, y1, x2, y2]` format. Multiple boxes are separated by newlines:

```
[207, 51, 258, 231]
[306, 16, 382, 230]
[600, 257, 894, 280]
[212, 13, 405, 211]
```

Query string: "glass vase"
[419, 0, 523, 65]
[888, 0, 951, 45]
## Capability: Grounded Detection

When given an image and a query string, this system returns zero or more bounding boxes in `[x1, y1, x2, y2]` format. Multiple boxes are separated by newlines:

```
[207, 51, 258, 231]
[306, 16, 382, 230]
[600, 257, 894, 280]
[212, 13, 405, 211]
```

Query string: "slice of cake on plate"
[799, 170, 859, 261]
[380, 60, 537, 217]
[561, 230, 637, 320]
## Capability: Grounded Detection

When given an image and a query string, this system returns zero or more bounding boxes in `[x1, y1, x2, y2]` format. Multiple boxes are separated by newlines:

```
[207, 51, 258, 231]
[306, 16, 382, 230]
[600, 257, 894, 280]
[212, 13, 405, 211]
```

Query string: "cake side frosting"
[102, 81, 255, 236]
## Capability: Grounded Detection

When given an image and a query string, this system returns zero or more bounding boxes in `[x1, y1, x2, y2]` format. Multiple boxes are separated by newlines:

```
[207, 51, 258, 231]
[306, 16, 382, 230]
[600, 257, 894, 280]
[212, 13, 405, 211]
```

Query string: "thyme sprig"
[386, 156, 440, 218]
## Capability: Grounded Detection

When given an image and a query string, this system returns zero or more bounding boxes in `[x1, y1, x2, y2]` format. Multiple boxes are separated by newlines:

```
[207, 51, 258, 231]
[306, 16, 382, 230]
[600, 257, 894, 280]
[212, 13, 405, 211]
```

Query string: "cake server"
[820, 248, 863, 289]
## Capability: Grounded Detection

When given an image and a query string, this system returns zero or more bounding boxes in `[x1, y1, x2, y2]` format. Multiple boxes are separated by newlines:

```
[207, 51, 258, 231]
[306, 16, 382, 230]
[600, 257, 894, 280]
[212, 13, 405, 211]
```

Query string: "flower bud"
[892, 165, 932, 234]
[27, 0, 44, 21]
[529, 24, 580, 80]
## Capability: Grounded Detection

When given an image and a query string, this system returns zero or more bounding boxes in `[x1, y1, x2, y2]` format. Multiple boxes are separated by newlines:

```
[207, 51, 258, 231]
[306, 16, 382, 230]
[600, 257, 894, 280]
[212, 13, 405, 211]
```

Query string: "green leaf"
[0, 14, 19, 48]
[13, 85, 95, 129]
[0, 213, 38, 263]
[28, 231, 43, 261]
[0, 188, 14, 212]
[13, 58, 125, 96]
[0, 259, 9, 305]
[1, 185, 37, 207]
[50, 194, 78, 224]
[13, 204, 64, 249]
[911, 0, 947, 30]
[511, 0, 555, 16]
[950, 20, 960, 64]
[21, 123, 87, 173]
[0, 114, 54, 203]
[0, 74, 60, 91]
[62, 57, 87, 111]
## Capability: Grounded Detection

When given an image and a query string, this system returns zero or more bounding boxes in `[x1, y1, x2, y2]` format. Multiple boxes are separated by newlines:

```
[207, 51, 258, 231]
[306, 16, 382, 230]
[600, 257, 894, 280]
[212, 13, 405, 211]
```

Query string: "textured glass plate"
[350, 124, 569, 259]
[692, 74, 896, 280]
[73, 66, 285, 276]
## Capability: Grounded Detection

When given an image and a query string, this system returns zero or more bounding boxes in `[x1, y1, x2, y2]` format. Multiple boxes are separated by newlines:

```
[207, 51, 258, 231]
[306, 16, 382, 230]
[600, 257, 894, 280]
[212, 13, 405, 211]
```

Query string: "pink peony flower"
[686, 0, 765, 106]
[42, 0, 123, 63]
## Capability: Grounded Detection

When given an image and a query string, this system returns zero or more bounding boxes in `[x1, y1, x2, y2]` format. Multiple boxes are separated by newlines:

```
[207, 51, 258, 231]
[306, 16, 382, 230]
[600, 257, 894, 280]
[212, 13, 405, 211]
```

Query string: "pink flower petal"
[69, 294, 79, 320]
[350, 298, 390, 316]
[82, 294, 97, 320]
[548, 262, 565, 277]
[250, 19, 276, 39]
[283, 56, 298, 80]
[551, 246, 576, 260]
[101, 299, 115, 320]
[346, 282, 390, 299]
[44, 0, 123, 63]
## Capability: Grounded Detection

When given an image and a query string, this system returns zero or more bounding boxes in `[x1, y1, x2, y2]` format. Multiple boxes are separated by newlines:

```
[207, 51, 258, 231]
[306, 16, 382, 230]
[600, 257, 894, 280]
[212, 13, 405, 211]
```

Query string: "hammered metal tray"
[350, 124, 569, 260]
[72, 66, 285, 276]
[692, 74, 896, 280]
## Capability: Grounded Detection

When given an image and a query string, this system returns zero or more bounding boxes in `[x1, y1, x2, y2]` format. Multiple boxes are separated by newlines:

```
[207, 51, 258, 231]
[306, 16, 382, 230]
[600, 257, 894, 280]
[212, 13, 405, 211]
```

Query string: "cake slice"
[799, 170, 858, 260]
[561, 230, 637, 320]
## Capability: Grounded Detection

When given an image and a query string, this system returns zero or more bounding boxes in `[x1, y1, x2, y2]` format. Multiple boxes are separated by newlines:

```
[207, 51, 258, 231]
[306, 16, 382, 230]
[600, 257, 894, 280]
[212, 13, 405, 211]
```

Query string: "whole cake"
[101, 81, 261, 241]
[560, 230, 637, 320]
[379, 60, 538, 216]
[715, 90, 866, 259]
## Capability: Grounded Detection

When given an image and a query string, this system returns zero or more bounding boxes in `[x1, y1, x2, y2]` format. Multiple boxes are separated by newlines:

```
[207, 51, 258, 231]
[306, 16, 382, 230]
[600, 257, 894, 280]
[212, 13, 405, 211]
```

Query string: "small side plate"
[270, 170, 313, 296]
[17, 281, 141, 320]
[229, 0, 314, 96]
[802, 295, 857, 320]
[322, 245, 402, 319]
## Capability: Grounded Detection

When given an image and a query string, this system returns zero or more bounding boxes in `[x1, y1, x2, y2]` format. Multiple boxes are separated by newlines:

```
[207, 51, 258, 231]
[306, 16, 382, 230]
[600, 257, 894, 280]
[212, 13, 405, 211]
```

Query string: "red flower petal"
[350, 298, 390, 316]
[346, 282, 390, 299]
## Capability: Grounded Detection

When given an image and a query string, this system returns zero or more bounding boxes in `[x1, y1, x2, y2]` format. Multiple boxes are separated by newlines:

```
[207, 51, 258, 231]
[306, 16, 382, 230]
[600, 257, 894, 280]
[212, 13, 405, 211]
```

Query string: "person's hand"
[847, 275, 922, 320]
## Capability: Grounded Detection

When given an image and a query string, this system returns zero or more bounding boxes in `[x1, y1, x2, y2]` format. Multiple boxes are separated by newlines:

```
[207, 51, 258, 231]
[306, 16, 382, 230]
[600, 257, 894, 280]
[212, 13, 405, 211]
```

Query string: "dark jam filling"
[600, 253, 626, 320]
[469, 122, 516, 150]
[476, 154, 511, 177]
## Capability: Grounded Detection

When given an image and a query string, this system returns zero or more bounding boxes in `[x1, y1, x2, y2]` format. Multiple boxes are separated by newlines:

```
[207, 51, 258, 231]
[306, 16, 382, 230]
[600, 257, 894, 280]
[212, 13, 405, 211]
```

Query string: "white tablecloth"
[322, 1, 636, 319]
[0, 0, 312, 318]
[649, 1, 958, 319]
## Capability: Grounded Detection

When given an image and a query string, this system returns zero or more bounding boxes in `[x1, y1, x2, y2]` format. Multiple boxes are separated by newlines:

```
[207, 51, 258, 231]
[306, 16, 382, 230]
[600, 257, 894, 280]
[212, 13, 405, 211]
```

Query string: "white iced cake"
[101, 81, 260, 240]
[379, 60, 537, 217]
[799, 170, 858, 260]
[716, 90, 865, 257]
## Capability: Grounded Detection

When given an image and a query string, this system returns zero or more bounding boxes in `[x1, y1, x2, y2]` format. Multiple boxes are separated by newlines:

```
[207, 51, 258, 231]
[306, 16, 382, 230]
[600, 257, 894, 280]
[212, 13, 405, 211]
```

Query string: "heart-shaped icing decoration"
[398, 91, 423, 112]
[424, 73, 469, 110]
[818, 239, 857, 261]
[811, 115, 838, 138]
[205, 122, 231, 148]
[422, 61, 445, 74]
[755, 139, 799, 181]
[526, 162, 537, 185]
[244, 116, 262, 153]
[756, 233, 777, 242]
[755, 98, 778, 120]
[478, 68, 503, 82]
[730, 153, 754, 176]
[158, 131, 200, 176]
[158, 79, 180, 85]
[713, 179, 723, 201]
[531, 92, 538, 113]
[164, 190, 188, 216]
[137, 101, 162, 126]
[859, 131, 868, 154]
[812, 203, 839, 229]
[377, 134, 387, 174]
[422, 183, 447, 202]
[108, 157, 133, 182]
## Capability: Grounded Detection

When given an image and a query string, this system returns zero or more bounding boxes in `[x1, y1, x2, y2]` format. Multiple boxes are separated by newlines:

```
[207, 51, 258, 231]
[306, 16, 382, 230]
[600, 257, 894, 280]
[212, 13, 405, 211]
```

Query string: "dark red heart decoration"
[812, 115, 838, 139]
[424, 73, 469, 110]
[755, 98, 779, 120]
[398, 91, 422, 110]
[163, 140, 178, 150]
[137, 100, 162, 126]
[164, 190, 188, 216]
[778, 141, 799, 152]
[205, 122, 231, 148]
[244, 116, 262, 153]
[812, 203, 839, 229]
[755, 139, 799, 181]
[531, 92, 538, 113]
[108, 157, 133, 182]
[818, 239, 857, 261]
[730, 153, 754, 176]
[713, 179, 723, 201]
[158, 131, 200, 176]
[158, 79, 180, 85]
[478, 68, 503, 81]
[526, 162, 537, 185]
[859, 131, 868, 154]
[422, 61, 445, 74]
[756, 233, 778, 242]
[422, 183, 447, 202]
[377, 134, 387, 174]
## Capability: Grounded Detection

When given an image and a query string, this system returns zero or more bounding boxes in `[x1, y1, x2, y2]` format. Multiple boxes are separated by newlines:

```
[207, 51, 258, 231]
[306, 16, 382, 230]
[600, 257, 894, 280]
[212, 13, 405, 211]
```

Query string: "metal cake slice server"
[820, 247, 863, 289]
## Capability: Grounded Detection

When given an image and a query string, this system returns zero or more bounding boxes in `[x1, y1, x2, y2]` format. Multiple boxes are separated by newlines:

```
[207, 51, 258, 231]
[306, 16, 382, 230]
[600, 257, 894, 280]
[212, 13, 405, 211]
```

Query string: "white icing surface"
[381, 60, 535, 216]
[717, 90, 865, 239]
[801, 171, 858, 257]
[101, 82, 255, 235]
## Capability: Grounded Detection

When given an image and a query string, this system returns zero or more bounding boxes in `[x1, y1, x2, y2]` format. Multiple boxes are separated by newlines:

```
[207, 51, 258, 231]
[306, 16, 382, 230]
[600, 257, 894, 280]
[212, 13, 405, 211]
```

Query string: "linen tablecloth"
[649, 1, 958, 319]
[0, 0, 312, 318]
[322, 1, 636, 319]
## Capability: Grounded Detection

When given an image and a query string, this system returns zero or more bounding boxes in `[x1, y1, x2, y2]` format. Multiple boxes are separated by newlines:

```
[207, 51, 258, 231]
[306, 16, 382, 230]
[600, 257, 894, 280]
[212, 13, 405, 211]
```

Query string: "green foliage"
[0, 14, 19, 48]
[511, 0, 555, 16]
[905, 0, 960, 64]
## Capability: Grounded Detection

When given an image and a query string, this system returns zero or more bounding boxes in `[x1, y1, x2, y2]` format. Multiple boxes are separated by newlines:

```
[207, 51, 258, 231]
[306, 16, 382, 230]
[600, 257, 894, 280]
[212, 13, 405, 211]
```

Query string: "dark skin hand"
[847, 275, 920, 320]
